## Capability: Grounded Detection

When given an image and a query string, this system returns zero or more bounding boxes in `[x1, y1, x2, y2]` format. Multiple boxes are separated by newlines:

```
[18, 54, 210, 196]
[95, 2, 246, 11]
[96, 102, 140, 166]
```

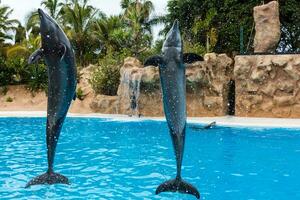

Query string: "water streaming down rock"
[122, 69, 142, 116]
[90, 55, 234, 116]
[117, 57, 144, 116]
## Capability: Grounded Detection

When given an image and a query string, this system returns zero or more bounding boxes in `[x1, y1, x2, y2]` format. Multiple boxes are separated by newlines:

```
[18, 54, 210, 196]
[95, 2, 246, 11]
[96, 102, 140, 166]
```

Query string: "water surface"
[0, 117, 300, 199]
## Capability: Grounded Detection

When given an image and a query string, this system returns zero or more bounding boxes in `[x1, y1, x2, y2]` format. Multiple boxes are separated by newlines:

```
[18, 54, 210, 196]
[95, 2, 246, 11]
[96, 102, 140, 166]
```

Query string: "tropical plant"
[25, 63, 48, 92]
[0, 4, 19, 43]
[92, 15, 130, 56]
[62, 0, 103, 67]
[41, 0, 64, 20]
[120, 0, 157, 57]
[25, 0, 64, 37]
[25, 11, 40, 38]
[278, 0, 300, 52]
[164, 0, 300, 54]
[14, 24, 26, 44]
[90, 55, 121, 96]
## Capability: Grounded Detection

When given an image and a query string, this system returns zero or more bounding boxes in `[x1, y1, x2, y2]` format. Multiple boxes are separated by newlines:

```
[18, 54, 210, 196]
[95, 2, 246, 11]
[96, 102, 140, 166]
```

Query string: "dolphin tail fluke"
[155, 177, 200, 199]
[25, 172, 69, 188]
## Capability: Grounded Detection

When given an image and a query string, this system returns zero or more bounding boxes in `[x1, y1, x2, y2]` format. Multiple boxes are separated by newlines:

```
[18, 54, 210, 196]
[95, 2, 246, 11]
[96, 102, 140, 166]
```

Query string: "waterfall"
[119, 68, 143, 116]
[130, 72, 142, 115]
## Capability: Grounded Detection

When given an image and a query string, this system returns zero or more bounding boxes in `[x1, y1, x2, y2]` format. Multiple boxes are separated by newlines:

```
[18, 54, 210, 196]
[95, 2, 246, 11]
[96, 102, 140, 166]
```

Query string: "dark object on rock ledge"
[189, 121, 217, 130]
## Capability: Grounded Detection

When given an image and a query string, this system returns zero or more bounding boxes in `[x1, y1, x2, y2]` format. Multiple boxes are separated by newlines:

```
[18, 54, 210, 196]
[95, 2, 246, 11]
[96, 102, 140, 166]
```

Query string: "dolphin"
[189, 121, 217, 130]
[144, 20, 202, 199]
[25, 8, 77, 188]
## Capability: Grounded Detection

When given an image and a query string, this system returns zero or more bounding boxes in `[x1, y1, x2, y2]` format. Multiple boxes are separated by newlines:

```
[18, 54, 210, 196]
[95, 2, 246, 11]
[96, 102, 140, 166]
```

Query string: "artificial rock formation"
[116, 54, 233, 117]
[253, 1, 281, 53]
[234, 54, 300, 118]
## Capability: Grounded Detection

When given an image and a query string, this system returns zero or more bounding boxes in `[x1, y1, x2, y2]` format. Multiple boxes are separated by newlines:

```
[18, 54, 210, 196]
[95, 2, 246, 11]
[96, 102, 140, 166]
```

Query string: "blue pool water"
[1, 117, 300, 200]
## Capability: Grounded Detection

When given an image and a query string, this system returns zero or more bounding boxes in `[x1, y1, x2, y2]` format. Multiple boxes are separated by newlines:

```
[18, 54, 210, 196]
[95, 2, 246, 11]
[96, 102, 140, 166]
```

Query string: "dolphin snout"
[172, 19, 179, 30]
[163, 19, 181, 48]
[38, 8, 45, 19]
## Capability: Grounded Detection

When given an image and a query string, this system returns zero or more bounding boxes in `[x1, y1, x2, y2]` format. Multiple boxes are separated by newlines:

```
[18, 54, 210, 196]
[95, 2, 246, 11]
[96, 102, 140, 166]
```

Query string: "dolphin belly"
[159, 62, 186, 133]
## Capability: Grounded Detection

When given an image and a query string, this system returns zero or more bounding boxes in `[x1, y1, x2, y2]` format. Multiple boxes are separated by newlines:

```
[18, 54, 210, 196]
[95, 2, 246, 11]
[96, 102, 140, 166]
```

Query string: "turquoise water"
[1, 117, 300, 200]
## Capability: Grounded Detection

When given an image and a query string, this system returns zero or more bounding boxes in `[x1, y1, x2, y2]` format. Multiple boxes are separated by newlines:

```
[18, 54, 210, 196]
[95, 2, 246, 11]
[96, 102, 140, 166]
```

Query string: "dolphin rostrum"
[25, 8, 77, 188]
[144, 20, 202, 199]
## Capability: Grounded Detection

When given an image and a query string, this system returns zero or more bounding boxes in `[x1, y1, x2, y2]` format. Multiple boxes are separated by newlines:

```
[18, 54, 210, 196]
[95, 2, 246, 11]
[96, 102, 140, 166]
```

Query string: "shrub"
[2, 55, 48, 92]
[0, 86, 8, 95]
[76, 87, 85, 101]
[0, 56, 14, 86]
[25, 63, 48, 92]
[5, 57, 28, 84]
[90, 56, 121, 96]
[6, 96, 13, 102]
[140, 80, 160, 93]
[184, 41, 206, 56]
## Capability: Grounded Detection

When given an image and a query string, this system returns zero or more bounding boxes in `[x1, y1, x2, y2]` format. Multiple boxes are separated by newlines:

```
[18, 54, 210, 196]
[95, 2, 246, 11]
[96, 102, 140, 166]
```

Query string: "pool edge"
[1, 111, 300, 128]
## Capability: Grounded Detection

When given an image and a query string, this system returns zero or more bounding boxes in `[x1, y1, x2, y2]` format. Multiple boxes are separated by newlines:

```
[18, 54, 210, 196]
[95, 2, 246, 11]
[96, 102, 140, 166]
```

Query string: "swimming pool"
[1, 117, 300, 200]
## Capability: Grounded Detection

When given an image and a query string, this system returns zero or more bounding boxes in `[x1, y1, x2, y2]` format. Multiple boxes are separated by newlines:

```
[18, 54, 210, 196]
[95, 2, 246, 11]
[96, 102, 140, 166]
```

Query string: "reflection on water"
[1, 118, 300, 199]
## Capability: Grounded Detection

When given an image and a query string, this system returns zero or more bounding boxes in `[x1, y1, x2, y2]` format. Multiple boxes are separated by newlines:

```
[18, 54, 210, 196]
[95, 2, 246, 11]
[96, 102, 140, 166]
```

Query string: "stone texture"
[235, 54, 300, 118]
[116, 54, 233, 117]
[253, 1, 281, 53]
[90, 95, 119, 113]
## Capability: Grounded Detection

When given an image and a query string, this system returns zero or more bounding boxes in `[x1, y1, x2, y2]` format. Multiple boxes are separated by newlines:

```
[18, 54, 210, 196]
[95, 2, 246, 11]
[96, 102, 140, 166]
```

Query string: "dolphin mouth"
[163, 19, 182, 48]
[38, 8, 52, 23]
[38, 8, 45, 19]
[172, 19, 179, 31]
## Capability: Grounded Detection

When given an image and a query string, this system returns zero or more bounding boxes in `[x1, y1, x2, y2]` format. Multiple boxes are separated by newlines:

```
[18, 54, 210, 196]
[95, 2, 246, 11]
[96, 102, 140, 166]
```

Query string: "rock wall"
[234, 54, 300, 118]
[253, 1, 280, 53]
[113, 54, 233, 117]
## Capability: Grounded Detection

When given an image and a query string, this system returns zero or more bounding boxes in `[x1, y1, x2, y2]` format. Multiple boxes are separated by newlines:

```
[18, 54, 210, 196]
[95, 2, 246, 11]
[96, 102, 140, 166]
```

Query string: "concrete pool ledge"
[1, 111, 300, 128]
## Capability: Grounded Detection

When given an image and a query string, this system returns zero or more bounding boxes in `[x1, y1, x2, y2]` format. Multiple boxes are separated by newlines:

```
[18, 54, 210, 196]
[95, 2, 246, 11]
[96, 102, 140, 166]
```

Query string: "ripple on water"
[1, 118, 300, 199]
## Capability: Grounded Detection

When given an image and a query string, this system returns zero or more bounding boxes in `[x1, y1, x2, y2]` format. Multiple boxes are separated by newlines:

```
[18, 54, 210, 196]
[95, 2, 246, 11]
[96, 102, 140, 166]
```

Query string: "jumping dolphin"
[144, 20, 202, 199]
[25, 8, 77, 188]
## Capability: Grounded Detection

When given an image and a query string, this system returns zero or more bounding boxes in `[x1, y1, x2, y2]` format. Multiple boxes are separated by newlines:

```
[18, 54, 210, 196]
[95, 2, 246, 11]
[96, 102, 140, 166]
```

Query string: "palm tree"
[120, 0, 156, 56]
[0, 5, 19, 43]
[41, 0, 64, 20]
[92, 15, 130, 55]
[62, 0, 103, 67]
[25, 0, 63, 37]
[14, 24, 26, 44]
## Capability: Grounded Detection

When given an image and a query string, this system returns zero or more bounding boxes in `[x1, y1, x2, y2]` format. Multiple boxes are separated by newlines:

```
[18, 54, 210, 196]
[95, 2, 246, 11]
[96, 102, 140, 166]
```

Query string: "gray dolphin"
[144, 20, 202, 199]
[189, 121, 217, 130]
[25, 8, 77, 188]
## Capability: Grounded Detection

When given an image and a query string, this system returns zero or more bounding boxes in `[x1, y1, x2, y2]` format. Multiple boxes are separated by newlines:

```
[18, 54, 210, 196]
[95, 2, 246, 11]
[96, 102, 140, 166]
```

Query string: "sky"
[1, 0, 168, 41]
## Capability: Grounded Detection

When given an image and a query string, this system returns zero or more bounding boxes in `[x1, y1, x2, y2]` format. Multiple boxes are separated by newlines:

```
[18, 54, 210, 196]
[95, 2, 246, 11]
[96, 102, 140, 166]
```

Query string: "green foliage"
[278, 0, 300, 52]
[1, 0, 299, 96]
[90, 56, 121, 96]
[0, 56, 13, 86]
[6, 96, 13, 102]
[26, 63, 48, 92]
[0, 86, 8, 95]
[183, 41, 206, 56]
[5, 57, 28, 83]
[120, 0, 157, 56]
[164, 0, 300, 54]
[0, 54, 47, 91]
[76, 87, 85, 101]
[0, 4, 19, 43]
[62, 0, 102, 67]
[140, 79, 160, 93]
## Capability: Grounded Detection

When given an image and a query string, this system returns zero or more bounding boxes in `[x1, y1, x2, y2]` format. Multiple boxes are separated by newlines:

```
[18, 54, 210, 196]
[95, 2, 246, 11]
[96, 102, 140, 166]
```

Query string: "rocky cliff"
[105, 54, 234, 117]
[253, 1, 281, 53]
[235, 54, 300, 118]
